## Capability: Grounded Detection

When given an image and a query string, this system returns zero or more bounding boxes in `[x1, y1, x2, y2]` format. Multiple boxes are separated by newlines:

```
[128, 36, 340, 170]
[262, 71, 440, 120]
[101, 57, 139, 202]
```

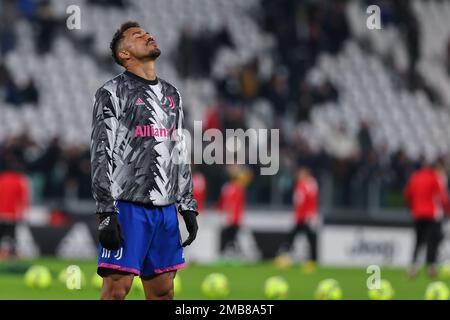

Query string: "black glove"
[180, 210, 198, 247]
[97, 212, 124, 250]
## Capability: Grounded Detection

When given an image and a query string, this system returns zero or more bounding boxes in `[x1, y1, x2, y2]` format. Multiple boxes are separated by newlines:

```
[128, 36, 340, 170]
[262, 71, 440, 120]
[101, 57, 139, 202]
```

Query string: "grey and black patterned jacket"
[90, 70, 197, 214]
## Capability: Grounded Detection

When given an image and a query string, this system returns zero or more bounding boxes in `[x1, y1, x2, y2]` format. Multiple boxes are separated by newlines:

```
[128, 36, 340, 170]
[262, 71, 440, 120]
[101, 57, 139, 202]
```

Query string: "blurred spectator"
[295, 134, 330, 179]
[0, 64, 19, 105]
[0, 0, 19, 55]
[31, 137, 63, 199]
[76, 150, 93, 199]
[19, 78, 39, 105]
[17, 0, 38, 21]
[353, 150, 381, 208]
[350, 137, 386, 207]
[175, 26, 233, 79]
[263, 70, 290, 116]
[322, 123, 359, 160]
[2, 133, 33, 168]
[0, 64, 39, 106]
[391, 149, 415, 189]
[357, 120, 374, 156]
[311, 80, 338, 104]
[238, 58, 260, 102]
[214, 67, 241, 103]
[322, 1, 350, 54]
[175, 27, 198, 78]
[63, 145, 93, 200]
[295, 80, 338, 122]
[222, 102, 247, 131]
[295, 81, 315, 122]
[260, 0, 350, 88]
[392, 0, 420, 87]
[34, 0, 58, 55]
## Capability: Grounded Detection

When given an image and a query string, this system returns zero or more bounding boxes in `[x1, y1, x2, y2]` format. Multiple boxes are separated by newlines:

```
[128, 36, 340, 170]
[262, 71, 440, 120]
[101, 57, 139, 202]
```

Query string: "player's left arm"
[175, 90, 199, 246]
[435, 173, 450, 214]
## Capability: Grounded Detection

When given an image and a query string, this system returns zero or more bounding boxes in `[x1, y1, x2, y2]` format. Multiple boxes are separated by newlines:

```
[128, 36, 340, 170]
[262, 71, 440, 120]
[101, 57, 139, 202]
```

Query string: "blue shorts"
[97, 201, 185, 277]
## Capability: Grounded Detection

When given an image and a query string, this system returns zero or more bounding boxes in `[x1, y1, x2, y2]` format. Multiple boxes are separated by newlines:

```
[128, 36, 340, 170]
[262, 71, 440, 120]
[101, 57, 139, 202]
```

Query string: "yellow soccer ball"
[131, 277, 145, 295]
[201, 273, 229, 298]
[368, 280, 394, 300]
[425, 281, 450, 300]
[315, 279, 343, 300]
[174, 274, 182, 295]
[264, 276, 289, 300]
[91, 273, 103, 290]
[24, 265, 52, 289]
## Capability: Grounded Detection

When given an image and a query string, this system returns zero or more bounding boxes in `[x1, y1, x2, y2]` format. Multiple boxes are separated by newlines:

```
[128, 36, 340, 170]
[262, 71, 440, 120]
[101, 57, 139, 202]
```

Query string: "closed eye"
[132, 31, 146, 38]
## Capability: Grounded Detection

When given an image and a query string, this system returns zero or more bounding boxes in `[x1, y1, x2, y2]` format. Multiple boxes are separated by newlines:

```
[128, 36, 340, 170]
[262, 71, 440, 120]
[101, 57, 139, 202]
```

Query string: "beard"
[148, 47, 161, 60]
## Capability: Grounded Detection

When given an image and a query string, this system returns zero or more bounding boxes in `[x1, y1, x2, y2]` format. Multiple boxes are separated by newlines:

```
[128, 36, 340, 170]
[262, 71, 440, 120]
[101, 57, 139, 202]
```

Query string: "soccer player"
[0, 154, 29, 259]
[90, 22, 198, 300]
[216, 166, 247, 257]
[281, 167, 319, 272]
[404, 158, 449, 278]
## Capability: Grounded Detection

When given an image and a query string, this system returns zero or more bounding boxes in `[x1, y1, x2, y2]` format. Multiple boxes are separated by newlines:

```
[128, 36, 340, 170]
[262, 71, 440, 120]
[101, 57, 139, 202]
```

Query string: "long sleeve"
[435, 173, 450, 214]
[175, 92, 198, 213]
[90, 88, 119, 213]
[17, 175, 29, 220]
[294, 183, 307, 223]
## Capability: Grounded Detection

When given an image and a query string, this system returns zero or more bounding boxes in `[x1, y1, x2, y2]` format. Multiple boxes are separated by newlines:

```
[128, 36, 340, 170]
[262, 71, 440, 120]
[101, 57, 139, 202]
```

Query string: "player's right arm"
[91, 87, 124, 250]
[90, 87, 119, 214]
[293, 183, 306, 223]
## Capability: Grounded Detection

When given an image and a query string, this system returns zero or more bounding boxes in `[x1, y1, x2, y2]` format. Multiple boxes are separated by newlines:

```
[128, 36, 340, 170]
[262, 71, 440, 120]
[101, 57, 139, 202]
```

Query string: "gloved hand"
[180, 210, 198, 247]
[97, 212, 124, 250]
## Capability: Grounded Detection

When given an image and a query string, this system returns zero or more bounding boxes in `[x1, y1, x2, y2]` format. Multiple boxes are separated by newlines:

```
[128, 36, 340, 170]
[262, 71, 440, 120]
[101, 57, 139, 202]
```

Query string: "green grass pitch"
[0, 257, 446, 300]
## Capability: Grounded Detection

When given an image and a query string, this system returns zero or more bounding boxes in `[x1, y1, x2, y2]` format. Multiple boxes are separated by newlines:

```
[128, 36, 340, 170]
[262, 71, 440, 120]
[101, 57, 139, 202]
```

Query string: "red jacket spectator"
[216, 180, 245, 227]
[0, 171, 29, 222]
[404, 167, 450, 220]
[294, 175, 319, 224]
[193, 172, 206, 213]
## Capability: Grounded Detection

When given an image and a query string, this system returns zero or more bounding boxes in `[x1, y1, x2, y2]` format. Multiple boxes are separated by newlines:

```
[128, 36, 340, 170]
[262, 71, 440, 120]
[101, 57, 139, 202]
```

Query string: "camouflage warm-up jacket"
[90, 70, 197, 214]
